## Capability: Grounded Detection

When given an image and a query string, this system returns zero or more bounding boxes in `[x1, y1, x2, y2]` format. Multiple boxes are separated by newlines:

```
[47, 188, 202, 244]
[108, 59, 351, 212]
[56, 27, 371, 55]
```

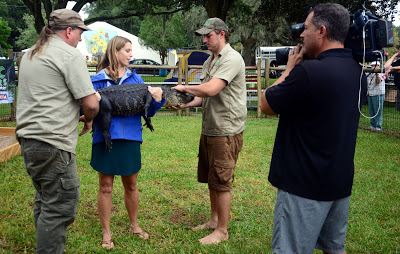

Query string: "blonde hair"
[97, 36, 131, 82]
[29, 26, 64, 59]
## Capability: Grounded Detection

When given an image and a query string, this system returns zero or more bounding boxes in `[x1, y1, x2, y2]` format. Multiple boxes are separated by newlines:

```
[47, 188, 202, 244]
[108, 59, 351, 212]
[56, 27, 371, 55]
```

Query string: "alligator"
[95, 83, 194, 150]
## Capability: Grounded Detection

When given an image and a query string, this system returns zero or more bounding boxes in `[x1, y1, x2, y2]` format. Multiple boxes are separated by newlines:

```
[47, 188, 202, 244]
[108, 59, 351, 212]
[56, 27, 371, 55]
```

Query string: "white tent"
[77, 21, 164, 64]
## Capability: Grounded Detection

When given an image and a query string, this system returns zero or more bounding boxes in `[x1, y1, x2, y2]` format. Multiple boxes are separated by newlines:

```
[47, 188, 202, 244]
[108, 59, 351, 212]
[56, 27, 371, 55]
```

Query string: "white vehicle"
[255, 46, 293, 78]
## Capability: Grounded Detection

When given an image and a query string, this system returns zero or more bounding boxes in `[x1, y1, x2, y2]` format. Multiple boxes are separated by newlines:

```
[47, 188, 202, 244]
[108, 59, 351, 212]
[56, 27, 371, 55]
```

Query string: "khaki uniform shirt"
[200, 44, 247, 136]
[15, 35, 96, 154]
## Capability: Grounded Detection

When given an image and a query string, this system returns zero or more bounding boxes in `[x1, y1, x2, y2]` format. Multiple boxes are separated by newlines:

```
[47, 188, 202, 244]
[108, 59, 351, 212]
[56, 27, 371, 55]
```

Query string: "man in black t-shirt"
[261, 3, 367, 254]
[384, 47, 400, 111]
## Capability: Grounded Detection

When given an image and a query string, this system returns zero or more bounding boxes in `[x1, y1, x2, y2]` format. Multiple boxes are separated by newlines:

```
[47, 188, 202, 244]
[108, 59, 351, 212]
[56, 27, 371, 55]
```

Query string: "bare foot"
[101, 239, 114, 249]
[191, 221, 217, 231]
[129, 226, 150, 240]
[199, 230, 229, 245]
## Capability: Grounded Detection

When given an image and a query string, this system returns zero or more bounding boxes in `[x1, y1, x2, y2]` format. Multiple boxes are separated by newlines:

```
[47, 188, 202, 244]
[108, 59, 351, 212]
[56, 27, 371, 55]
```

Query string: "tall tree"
[21, 0, 236, 36]
[0, 17, 11, 56]
[226, 0, 258, 64]
[19, 0, 399, 65]
[202, 0, 236, 21]
[0, 0, 30, 51]
[83, 0, 143, 35]
[214, 0, 292, 65]
[76, 0, 195, 29]
[15, 13, 38, 49]
[22, 0, 74, 34]
[181, 6, 209, 50]
[256, 0, 400, 26]
[21, 0, 237, 35]
[138, 12, 185, 64]
[252, 0, 400, 64]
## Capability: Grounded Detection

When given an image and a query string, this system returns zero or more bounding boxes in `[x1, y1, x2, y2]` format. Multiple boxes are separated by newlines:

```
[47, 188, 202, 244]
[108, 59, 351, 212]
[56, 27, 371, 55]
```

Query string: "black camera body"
[275, 45, 303, 66]
[345, 10, 394, 62]
[275, 23, 305, 66]
[275, 9, 394, 65]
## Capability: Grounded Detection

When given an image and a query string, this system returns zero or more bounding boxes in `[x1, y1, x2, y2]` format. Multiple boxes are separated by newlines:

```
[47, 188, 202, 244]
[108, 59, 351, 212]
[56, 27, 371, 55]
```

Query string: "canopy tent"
[76, 21, 175, 64]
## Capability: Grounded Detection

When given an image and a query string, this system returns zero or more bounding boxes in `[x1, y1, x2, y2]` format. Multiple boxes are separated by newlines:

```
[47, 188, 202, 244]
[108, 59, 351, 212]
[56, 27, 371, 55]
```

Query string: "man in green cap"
[171, 17, 247, 244]
[15, 8, 99, 253]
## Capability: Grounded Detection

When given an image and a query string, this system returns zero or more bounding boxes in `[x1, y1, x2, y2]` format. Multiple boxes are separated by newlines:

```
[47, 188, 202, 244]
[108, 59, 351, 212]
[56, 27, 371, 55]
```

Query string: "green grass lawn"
[0, 116, 399, 253]
[359, 101, 400, 134]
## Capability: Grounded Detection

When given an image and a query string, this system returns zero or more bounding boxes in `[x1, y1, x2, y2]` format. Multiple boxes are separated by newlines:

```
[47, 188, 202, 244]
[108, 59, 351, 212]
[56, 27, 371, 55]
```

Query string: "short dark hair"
[214, 29, 231, 43]
[310, 3, 350, 44]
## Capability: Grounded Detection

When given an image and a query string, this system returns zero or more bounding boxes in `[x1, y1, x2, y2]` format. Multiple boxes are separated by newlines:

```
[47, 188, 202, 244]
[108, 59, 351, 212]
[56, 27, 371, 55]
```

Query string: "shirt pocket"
[209, 64, 219, 77]
[200, 72, 207, 82]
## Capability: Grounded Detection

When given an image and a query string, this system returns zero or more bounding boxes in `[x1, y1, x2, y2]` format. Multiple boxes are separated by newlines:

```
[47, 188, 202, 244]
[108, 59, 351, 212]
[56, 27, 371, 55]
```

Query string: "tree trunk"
[205, 0, 236, 20]
[241, 38, 256, 66]
[72, 0, 97, 13]
[159, 49, 167, 65]
[24, 0, 89, 34]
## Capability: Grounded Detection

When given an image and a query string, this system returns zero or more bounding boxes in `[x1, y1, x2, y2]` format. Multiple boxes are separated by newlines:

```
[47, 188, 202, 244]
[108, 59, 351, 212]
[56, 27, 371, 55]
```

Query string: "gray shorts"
[272, 189, 350, 254]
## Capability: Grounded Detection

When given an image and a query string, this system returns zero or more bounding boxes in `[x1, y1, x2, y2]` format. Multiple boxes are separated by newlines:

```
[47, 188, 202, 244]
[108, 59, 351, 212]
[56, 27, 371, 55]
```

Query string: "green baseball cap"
[49, 9, 91, 31]
[195, 17, 229, 36]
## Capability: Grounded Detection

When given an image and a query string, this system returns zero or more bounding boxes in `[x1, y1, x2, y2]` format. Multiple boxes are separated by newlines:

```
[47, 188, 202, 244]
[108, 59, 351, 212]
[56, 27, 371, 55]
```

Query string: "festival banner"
[0, 59, 16, 104]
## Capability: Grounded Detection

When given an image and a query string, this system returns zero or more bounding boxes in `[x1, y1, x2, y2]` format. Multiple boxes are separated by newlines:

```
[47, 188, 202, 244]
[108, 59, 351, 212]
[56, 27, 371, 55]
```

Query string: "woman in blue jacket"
[90, 36, 165, 249]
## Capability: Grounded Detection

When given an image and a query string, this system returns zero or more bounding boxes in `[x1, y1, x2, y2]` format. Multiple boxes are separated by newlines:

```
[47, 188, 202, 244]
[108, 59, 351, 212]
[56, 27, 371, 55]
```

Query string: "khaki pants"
[20, 138, 80, 254]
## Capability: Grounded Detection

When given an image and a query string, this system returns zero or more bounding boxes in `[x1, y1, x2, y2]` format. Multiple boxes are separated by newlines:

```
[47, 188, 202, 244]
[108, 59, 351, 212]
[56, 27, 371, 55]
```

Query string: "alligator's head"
[162, 87, 195, 107]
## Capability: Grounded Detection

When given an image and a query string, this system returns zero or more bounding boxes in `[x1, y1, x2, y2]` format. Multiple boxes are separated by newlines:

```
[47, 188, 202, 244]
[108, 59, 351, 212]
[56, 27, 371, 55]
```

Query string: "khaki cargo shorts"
[197, 132, 243, 192]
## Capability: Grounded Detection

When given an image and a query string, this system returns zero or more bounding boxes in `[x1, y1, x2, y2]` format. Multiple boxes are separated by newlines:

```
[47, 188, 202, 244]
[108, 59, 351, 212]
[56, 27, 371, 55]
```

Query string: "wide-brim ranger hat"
[195, 18, 229, 36]
[49, 9, 91, 31]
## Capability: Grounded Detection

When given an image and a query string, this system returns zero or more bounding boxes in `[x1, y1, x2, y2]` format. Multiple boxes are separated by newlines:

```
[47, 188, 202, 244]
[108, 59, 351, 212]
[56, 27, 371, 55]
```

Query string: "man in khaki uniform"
[15, 9, 100, 254]
[172, 18, 247, 244]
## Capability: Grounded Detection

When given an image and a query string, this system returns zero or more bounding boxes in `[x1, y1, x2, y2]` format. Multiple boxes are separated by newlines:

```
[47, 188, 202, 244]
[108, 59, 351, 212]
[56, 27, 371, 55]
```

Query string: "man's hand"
[270, 44, 304, 88]
[166, 103, 189, 110]
[385, 66, 393, 77]
[79, 115, 93, 136]
[95, 92, 101, 101]
[167, 95, 202, 110]
[286, 44, 304, 71]
[172, 85, 186, 93]
[148, 86, 163, 102]
[168, 85, 185, 110]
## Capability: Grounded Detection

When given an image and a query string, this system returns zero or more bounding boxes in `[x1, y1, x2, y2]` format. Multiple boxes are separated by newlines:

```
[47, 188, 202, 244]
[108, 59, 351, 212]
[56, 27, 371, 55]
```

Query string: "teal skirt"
[90, 140, 141, 176]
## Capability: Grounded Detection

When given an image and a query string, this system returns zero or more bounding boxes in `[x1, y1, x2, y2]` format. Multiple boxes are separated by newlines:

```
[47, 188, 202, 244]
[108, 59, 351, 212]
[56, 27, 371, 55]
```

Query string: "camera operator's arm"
[261, 45, 304, 115]
[384, 52, 399, 76]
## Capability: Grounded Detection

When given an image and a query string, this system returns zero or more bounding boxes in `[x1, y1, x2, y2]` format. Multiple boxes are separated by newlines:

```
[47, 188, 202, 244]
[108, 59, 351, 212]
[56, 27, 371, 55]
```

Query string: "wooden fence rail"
[3, 49, 399, 136]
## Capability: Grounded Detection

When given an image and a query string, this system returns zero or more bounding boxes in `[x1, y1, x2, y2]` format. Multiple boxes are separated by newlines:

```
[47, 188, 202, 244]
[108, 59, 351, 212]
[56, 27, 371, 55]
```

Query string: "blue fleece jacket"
[91, 68, 166, 144]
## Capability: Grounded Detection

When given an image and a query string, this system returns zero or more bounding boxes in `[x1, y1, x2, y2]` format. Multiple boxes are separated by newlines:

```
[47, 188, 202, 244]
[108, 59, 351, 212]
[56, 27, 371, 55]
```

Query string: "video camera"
[275, 9, 394, 65]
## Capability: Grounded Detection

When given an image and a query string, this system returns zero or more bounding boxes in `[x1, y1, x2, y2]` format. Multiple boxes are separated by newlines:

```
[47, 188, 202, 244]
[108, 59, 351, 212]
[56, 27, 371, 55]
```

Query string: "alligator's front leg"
[142, 90, 155, 131]
[98, 97, 113, 150]
[144, 90, 153, 118]
[142, 116, 154, 131]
